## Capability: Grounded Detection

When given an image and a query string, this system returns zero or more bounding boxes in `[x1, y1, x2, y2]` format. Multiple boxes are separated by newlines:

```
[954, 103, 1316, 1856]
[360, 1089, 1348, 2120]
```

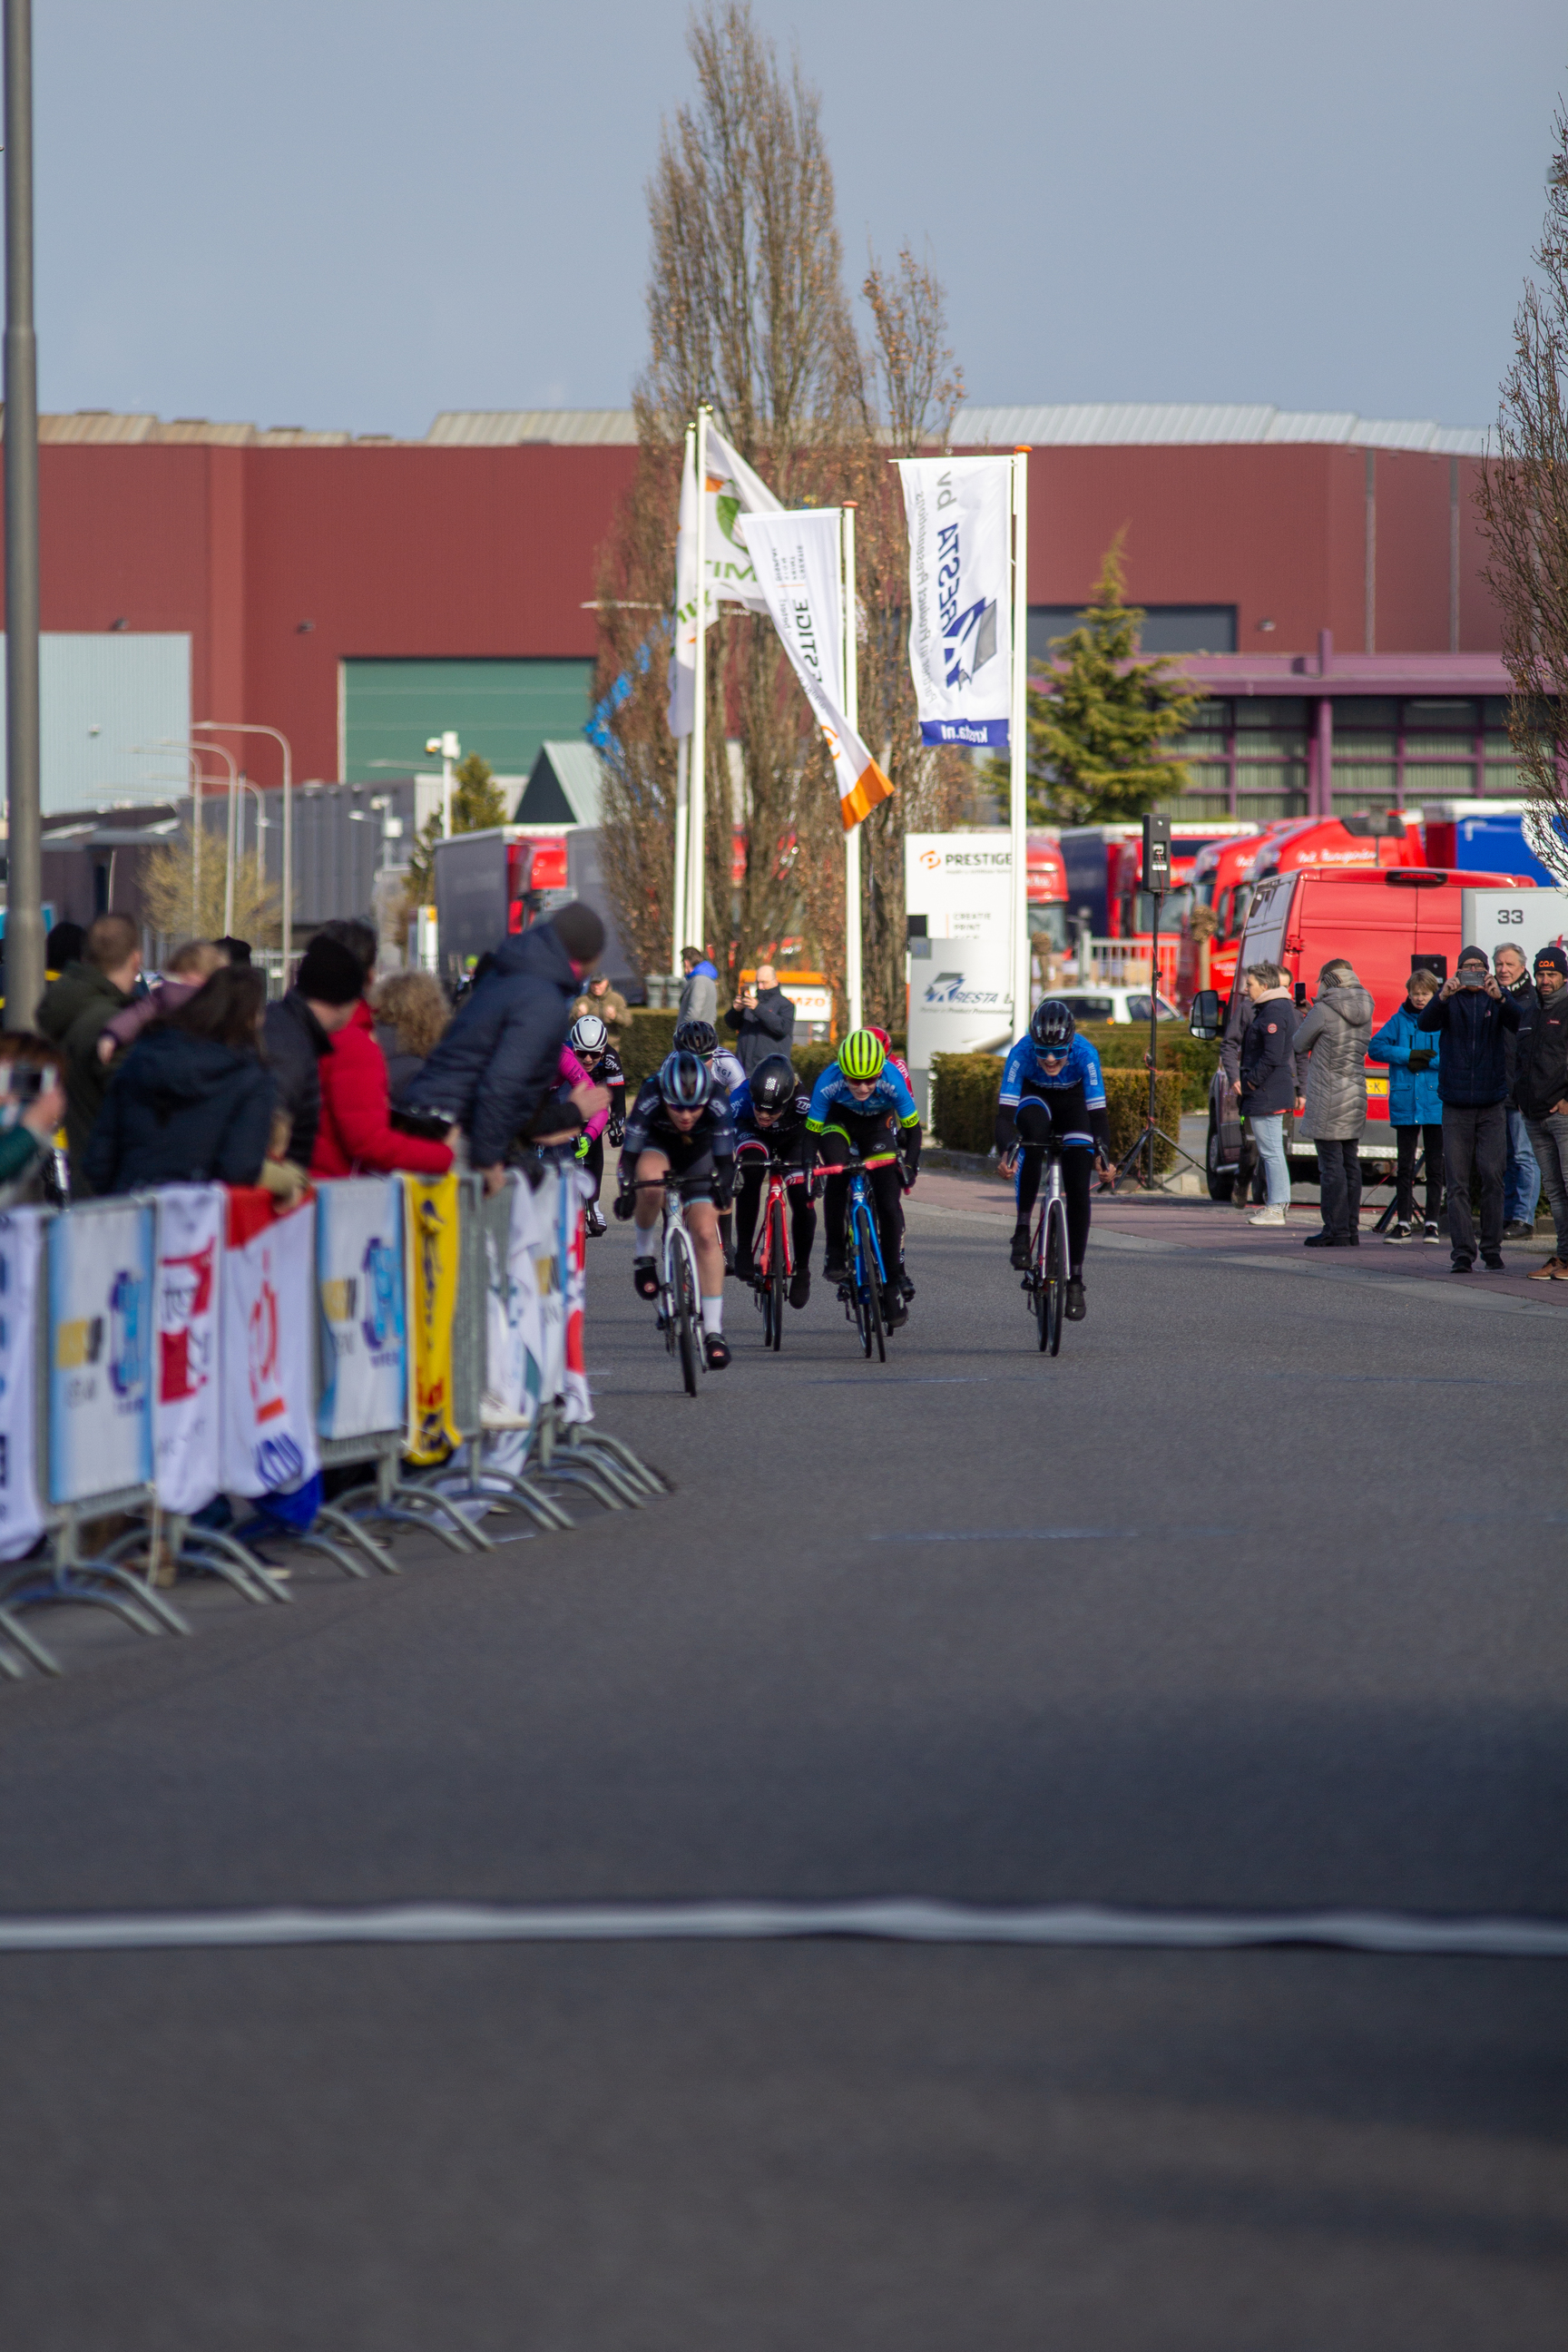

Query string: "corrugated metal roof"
[427, 410, 639, 446]
[957, 403, 1489, 454]
[522, 740, 606, 827]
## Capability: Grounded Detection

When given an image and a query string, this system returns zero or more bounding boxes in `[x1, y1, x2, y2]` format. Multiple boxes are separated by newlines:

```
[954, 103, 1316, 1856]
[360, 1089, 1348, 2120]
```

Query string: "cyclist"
[567, 1011, 625, 1237]
[673, 1016, 746, 1099]
[996, 998, 1112, 1323]
[731, 1052, 817, 1308]
[806, 1028, 921, 1329]
[614, 1049, 737, 1369]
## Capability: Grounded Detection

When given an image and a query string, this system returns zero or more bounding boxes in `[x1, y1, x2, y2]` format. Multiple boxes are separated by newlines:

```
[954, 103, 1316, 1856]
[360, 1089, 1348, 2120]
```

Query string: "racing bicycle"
[819, 1148, 901, 1364]
[1006, 1137, 1069, 1356]
[634, 1170, 710, 1396]
[736, 1140, 800, 1351]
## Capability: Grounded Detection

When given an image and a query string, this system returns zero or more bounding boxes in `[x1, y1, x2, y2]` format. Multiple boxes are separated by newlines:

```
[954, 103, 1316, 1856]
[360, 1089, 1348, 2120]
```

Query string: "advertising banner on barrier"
[153, 1185, 224, 1516]
[220, 1190, 320, 1504]
[480, 1175, 544, 1482]
[896, 455, 1013, 748]
[535, 1166, 566, 1416]
[48, 1200, 153, 1505]
[402, 1172, 462, 1463]
[558, 1163, 593, 1426]
[318, 1177, 406, 1442]
[0, 1209, 46, 1558]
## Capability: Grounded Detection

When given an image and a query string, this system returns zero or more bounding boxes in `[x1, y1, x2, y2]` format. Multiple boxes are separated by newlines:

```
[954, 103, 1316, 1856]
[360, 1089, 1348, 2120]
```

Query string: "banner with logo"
[896, 455, 1013, 748]
[318, 1177, 406, 1442]
[0, 1209, 46, 1558]
[668, 420, 782, 736]
[402, 1172, 462, 1463]
[153, 1185, 224, 1516]
[740, 508, 894, 832]
[480, 1175, 545, 1481]
[534, 1165, 568, 1416]
[47, 1200, 154, 1505]
[557, 1161, 593, 1426]
[220, 1190, 319, 1503]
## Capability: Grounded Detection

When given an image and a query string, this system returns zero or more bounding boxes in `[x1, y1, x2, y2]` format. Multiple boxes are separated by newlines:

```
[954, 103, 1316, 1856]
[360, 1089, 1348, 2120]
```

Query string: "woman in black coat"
[84, 965, 277, 1194]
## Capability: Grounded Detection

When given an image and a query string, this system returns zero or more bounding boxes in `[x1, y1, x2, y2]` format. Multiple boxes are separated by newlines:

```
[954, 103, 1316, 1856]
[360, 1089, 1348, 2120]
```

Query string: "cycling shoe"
[1009, 1226, 1031, 1271]
[632, 1260, 660, 1300]
[703, 1331, 731, 1369]
[789, 1269, 811, 1308]
[1065, 1278, 1086, 1321]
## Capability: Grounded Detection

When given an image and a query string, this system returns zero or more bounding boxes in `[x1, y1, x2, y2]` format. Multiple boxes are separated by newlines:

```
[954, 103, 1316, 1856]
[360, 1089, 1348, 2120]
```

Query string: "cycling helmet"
[1030, 997, 1076, 1054]
[749, 1054, 797, 1115]
[838, 1028, 887, 1082]
[569, 1013, 608, 1057]
[672, 1017, 718, 1060]
[658, 1049, 713, 1110]
[867, 1024, 892, 1049]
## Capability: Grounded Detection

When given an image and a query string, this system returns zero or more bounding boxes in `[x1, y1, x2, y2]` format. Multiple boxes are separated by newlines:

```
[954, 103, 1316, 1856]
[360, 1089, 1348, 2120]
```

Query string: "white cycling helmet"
[569, 1013, 609, 1057]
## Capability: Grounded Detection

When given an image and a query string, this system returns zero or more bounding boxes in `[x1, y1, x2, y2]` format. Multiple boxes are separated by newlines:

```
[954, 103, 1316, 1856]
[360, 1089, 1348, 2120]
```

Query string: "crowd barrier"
[0, 1160, 666, 1677]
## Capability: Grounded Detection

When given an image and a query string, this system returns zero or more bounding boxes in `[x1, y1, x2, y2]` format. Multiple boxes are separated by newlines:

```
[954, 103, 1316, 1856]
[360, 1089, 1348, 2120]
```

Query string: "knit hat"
[296, 935, 365, 1004]
[1534, 942, 1568, 975]
[548, 901, 606, 965]
[1455, 945, 1489, 970]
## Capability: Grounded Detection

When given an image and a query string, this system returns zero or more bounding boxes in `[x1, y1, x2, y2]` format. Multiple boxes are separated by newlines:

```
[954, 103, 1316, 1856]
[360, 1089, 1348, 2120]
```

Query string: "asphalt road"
[0, 1183, 1563, 2347]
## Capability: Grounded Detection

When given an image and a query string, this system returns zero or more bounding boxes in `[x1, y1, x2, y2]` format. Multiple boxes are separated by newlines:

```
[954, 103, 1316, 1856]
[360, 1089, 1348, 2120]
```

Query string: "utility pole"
[3, 0, 43, 1028]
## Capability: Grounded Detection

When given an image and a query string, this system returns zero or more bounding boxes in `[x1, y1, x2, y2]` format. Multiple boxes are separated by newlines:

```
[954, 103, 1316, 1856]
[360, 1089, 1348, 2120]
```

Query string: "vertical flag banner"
[669, 421, 782, 735]
[0, 1210, 46, 1558]
[153, 1185, 224, 1516]
[220, 1190, 320, 1504]
[481, 1174, 547, 1483]
[740, 509, 893, 831]
[559, 1161, 593, 1426]
[318, 1177, 406, 1442]
[896, 456, 1014, 747]
[47, 1201, 153, 1505]
[402, 1172, 462, 1463]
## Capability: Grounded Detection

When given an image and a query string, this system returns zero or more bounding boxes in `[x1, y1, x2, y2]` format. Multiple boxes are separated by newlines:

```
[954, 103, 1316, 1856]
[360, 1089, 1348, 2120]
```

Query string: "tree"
[402, 752, 507, 914]
[1477, 105, 1568, 880]
[1000, 534, 1200, 827]
[141, 837, 277, 952]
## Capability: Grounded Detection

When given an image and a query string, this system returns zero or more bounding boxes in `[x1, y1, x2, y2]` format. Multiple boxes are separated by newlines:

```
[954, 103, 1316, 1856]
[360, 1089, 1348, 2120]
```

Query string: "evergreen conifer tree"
[404, 752, 508, 908]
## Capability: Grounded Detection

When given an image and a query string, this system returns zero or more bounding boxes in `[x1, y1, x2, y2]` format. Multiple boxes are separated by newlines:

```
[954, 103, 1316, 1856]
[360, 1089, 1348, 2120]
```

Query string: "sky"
[33, 0, 1566, 441]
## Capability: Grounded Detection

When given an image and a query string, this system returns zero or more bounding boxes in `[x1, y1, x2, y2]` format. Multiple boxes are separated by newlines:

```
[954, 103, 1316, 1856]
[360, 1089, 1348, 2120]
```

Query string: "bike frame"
[632, 1170, 710, 1395]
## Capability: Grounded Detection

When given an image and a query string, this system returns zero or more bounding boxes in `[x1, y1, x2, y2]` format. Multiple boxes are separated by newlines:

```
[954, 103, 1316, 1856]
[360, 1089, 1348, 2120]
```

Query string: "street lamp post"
[194, 721, 294, 965]
[3, 0, 43, 1029]
[425, 731, 460, 838]
[138, 739, 240, 933]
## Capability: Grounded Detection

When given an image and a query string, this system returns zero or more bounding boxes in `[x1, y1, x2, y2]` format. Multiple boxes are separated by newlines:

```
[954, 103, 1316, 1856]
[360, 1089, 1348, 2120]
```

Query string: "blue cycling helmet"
[658, 1049, 713, 1109]
[1030, 998, 1076, 1054]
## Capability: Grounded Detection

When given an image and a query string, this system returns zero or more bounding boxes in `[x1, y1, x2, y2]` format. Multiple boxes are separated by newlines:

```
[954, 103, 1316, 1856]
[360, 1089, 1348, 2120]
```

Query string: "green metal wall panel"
[342, 658, 593, 782]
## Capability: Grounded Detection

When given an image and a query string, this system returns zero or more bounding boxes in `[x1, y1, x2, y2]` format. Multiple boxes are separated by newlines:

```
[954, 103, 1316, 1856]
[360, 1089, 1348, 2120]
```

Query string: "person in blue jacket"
[995, 999, 1111, 1321]
[1369, 965, 1445, 1243]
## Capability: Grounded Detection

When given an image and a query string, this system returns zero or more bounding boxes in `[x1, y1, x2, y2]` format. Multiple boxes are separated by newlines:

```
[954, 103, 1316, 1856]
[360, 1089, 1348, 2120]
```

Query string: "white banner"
[740, 509, 893, 831]
[668, 421, 782, 736]
[220, 1192, 320, 1500]
[317, 1177, 406, 1442]
[896, 455, 1013, 748]
[0, 1209, 46, 1558]
[536, 1167, 567, 1413]
[153, 1186, 224, 1516]
[47, 1200, 154, 1505]
[557, 1161, 593, 1426]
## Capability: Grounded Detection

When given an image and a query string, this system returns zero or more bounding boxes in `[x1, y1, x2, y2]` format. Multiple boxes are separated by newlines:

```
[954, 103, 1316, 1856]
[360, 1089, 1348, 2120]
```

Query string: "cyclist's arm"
[1078, 1043, 1112, 1160]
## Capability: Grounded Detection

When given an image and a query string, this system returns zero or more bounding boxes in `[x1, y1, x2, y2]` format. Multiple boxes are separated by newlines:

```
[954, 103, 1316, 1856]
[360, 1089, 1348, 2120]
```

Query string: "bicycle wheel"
[1043, 1195, 1067, 1357]
[767, 1194, 787, 1351]
[672, 1227, 702, 1395]
[1032, 1205, 1051, 1351]
[854, 1202, 887, 1364]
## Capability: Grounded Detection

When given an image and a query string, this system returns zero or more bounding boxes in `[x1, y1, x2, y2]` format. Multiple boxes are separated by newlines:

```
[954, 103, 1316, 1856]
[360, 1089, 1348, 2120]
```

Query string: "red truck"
[1185, 812, 1426, 1004]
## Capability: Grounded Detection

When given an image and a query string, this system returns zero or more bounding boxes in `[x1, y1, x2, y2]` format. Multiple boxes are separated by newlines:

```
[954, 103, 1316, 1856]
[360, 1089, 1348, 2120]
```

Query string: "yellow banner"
[402, 1172, 462, 1463]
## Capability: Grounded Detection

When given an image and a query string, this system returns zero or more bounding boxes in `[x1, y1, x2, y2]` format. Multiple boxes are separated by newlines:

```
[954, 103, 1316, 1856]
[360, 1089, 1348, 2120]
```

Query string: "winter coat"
[1416, 983, 1520, 1108]
[1368, 1000, 1444, 1126]
[1502, 975, 1538, 1091]
[35, 960, 136, 1170]
[1512, 983, 1568, 1122]
[1237, 988, 1298, 1117]
[83, 1027, 276, 1194]
[372, 1022, 426, 1106]
[263, 992, 331, 1168]
[101, 975, 203, 1056]
[725, 984, 797, 1074]
[570, 984, 629, 1034]
[678, 960, 719, 1027]
[312, 1000, 453, 1179]
[1292, 981, 1374, 1139]
[402, 919, 580, 1168]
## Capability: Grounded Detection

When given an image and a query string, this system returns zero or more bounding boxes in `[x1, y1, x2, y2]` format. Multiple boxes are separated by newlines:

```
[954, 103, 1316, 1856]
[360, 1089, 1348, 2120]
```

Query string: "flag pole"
[1009, 448, 1032, 1038]
[841, 502, 862, 1035]
[688, 405, 710, 965]
[670, 423, 694, 975]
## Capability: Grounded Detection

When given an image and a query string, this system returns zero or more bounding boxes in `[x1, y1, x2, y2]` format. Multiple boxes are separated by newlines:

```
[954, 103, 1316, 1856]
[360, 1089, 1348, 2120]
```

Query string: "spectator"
[401, 901, 610, 1194]
[0, 1034, 66, 1205]
[44, 921, 85, 976]
[1494, 942, 1542, 1238]
[1234, 961, 1298, 1226]
[35, 912, 143, 1181]
[215, 936, 252, 965]
[97, 938, 227, 1063]
[1416, 945, 1521, 1273]
[569, 970, 629, 1035]
[261, 936, 363, 1167]
[1219, 963, 1280, 1210]
[1292, 956, 1374, 1248]
[1512, 943, 1568, 1279]
[726, 962, 796, 1074]
[1369, 967, 1445, 1243]
[303, 915, 452, 1176]
[678, 944, 719, 1027]
[371, 971, 451, 1103]
[84, 966, 277, 1193]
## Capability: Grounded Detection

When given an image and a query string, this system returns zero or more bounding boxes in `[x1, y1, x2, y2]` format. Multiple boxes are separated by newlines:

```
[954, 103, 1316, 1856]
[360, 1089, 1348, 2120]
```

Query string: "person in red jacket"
[308, 920, 456, 1180]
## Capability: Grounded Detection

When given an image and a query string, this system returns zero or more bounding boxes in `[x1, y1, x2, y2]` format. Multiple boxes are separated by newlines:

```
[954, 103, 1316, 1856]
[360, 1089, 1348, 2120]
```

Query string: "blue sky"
[34, 0, 1565, 438]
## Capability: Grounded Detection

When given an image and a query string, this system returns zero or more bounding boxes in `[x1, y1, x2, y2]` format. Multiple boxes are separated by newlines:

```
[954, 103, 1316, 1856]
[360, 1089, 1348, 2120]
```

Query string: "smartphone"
[1, 1060, 55, 1104]
[1457, 971, 1488, 989]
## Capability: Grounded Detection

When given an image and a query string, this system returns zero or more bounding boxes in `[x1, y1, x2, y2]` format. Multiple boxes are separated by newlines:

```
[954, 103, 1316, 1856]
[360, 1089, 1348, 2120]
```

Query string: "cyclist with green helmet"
[806, 1028, 921, 1328]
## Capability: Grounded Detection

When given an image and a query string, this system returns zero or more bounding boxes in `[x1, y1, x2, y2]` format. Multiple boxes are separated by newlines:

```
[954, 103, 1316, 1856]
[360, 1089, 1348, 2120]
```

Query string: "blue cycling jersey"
[806, 1060, 921, 1132]
[998, 1033, 1106, 1112]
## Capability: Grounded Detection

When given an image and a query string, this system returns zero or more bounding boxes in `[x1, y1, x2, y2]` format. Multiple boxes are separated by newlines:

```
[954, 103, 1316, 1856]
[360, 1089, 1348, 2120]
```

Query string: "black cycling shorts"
[634, 1132, 722, 1201]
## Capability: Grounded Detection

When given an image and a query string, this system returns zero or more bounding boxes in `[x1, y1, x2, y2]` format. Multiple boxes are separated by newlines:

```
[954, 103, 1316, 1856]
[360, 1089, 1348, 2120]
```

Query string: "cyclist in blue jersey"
[996, 998, 1112, 1322]
[806, 1029, 921, 1328]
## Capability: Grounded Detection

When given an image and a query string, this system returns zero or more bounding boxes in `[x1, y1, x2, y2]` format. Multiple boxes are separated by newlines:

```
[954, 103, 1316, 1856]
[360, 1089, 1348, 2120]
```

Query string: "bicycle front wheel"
[854, 1202, 887, 1364]
[672, 1228, 702, 1395]
[768, 1195, 787, 1352]
[1043, 1196, 1067, 1357]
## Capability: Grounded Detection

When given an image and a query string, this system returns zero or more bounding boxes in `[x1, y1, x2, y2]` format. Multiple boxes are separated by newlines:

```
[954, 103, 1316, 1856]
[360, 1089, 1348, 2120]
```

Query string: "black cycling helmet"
[1030, 997, 1076, 1054]
[672, 1017, 718, 1060]
[658, 1049, 713, 1110]
[749, 1054, 797, 1115]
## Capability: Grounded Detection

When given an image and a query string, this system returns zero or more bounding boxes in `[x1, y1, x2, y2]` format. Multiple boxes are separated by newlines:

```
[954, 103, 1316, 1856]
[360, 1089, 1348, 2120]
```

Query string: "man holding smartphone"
[1416, 945, 1521, 1272]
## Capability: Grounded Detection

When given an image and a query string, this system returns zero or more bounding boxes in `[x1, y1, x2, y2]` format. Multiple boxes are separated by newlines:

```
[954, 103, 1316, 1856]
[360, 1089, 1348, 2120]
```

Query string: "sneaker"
[822, 1253, 848, 1283]
[1009, 1225, 1032, 1270]
[1064, 1277, 1086, 1321]
[1503, 1220, 1534, 1240]
[1482, 1251, 1505, 1272]
[1383, 1222, 1413, 1244]
[1451, 1257, 1474, 1274]
[703, 1331, 731, 1370]
[789, 1269, 811, 1308]
[882, 1284, 908, 1330]
[1247, 1205, 1287, 1226]
[632, 1259, 660, 1300]
[1424, 1221, 1442, 1243]
[1528, 1255, 1567, 1280]
[1302, 1230, 1345, 1249]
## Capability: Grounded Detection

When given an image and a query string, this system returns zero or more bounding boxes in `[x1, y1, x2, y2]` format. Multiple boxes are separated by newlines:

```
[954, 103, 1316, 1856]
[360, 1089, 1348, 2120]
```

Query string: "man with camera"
[1416, 946, 1521, 1273]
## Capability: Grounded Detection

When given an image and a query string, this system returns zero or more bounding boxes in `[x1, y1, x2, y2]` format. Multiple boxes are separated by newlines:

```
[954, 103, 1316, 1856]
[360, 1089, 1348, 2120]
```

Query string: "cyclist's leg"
[631, 1148, 669, 1296]
[680, 1171, 730, 1366]
[788, 1178, 817, 1304]
[582, 1132, 604, 1202]
[732, 1158, 764, 1275]
[1061, 1142, 1094, 1317]
[864, 1155, 907, 1319]
[1011, 1097, 1052, 1264]
[818, 1124, 852, 1274]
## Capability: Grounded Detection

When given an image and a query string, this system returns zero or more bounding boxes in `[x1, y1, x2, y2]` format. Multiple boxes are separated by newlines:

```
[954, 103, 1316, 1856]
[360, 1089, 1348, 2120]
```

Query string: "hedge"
[929, 1053, 1182, 1173]
[1078, 1022, 1219, 1112]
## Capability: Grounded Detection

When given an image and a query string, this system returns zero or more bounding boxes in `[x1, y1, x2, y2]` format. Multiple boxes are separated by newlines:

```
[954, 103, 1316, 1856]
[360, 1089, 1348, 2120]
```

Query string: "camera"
[1, 1060, 54, 1105]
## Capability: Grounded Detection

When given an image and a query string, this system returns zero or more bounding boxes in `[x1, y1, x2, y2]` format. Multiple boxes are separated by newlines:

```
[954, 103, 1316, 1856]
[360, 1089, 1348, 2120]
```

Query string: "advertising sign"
[740, 509, 893, 829]
[482, 1174, 548, 1483]
[318, 1177, 407, 1442]
[153, 1185, 224, 1515]
[905, 935, 1016, 1122]
[669, 421, 782, 735]
[906, 832, 1014, 945]
[896, 456, 1014, 748]
[0, 1210, 46, 1558]
[402, 1172, 462, 1463]
[47, 1200, 153, 1505]
[220, 1190, 319, 1502]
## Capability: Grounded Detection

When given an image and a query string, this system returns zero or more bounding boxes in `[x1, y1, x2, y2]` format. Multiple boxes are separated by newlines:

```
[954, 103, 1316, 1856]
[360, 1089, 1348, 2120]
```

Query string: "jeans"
[1250, 1113, 1290, 1207]
[1504, 1106, 1542, 1224]
[1524, 1111, 1568, 1257]
[1394, 1122, 1444, 1226]
[1315, 1138, 1361, 1239]
[1442, 1100, 1506, 1262]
